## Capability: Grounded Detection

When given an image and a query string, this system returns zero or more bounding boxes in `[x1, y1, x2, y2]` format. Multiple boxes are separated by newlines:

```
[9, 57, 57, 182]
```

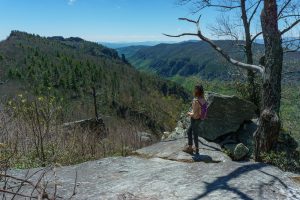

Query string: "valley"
[118, 40, 300, 81]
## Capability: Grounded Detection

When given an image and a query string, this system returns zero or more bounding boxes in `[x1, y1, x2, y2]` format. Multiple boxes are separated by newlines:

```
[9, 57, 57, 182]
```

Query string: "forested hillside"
[0, 31, 189, 131]
[118, 40, 300, 82]
[117, 41, 259, 79]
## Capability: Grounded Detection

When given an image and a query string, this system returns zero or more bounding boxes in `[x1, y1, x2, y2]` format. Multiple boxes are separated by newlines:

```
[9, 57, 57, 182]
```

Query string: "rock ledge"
[7, 138, 300, 200]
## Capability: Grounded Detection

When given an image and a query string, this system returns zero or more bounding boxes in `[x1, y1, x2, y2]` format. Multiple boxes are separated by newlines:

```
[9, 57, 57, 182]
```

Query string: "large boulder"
[163, 93, 257, 141]
[199, 93, 257, 141]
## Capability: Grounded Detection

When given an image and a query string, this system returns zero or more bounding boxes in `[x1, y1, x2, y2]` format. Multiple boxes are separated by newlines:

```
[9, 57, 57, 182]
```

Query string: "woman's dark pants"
[187, 118, 201, 149]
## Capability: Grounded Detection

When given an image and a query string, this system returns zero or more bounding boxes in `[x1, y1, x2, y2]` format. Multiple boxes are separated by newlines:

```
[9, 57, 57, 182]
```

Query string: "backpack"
[197, 99, 208, 120]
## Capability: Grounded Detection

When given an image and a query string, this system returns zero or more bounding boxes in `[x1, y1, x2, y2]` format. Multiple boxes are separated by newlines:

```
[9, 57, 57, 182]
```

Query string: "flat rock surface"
[6, 139, 300, 200]
[135, 138, 231, 163]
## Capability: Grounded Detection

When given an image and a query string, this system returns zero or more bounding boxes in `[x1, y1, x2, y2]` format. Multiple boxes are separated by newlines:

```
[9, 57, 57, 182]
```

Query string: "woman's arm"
[188, 100, 201, 119]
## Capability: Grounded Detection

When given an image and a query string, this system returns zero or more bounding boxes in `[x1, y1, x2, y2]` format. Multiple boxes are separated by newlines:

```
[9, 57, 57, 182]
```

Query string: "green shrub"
[261, 151, 300, 173]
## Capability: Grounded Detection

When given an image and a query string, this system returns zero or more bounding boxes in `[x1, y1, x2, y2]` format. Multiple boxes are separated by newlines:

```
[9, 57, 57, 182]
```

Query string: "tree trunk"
[92, 86, 99, 120]
[254, 0, 283, 161]
[240, 0, 259, 109]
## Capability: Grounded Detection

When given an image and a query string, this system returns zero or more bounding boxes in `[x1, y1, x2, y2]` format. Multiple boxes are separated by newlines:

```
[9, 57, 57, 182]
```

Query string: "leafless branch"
[283, 37, 300, 53]
[277, 0, 300, 35]
[1, 167, 78, 199]
[209, 15, 240, 41]
[283, 38, 300, 43]
[177, 0, 240, 13]
[281, 19, 300, 35]
[202, 4, 240, 10]
[251, 32, 263, 43]
[278, 0, 293, 18]
[1, 173, 36, 188]
[12, 171, 32, 200]
[163, 33, 199, 37]
[69, 170, 78, 200]
[164, 17, 265, 74]
[279, 14, 300, 20]
[284, 48, 300, 53]
[248, 0, 263, 24]
[0, 189, 37, 199]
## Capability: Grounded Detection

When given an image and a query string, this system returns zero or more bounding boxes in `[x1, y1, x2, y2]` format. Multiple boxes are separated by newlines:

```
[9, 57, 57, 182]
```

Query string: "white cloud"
[68, 0, 76, 5]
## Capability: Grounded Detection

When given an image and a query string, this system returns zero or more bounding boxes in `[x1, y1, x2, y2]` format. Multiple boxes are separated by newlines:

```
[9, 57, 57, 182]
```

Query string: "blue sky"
[0, 0, 219, 42]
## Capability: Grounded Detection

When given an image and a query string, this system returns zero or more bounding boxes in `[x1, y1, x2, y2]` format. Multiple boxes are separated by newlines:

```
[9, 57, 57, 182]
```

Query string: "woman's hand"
[187, 112, 192, 117]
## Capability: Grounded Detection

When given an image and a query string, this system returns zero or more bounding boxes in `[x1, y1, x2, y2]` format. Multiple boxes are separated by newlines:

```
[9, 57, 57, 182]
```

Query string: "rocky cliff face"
[6, 138, 300, 199]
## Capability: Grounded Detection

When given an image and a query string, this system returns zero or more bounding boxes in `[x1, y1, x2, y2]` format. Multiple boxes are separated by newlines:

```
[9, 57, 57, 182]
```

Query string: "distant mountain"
[117, 45, 150, 58]
[100, 41, 177, 49]
[255, 37, 300, 46]
[118, 40, 300, 81]
[0, 31, 190, 131]
[118, 40, 256, 80]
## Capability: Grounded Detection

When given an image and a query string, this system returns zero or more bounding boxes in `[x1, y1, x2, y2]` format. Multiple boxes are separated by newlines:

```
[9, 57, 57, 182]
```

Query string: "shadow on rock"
[192, 154, 220, 163]
[189, 163, 290, 200]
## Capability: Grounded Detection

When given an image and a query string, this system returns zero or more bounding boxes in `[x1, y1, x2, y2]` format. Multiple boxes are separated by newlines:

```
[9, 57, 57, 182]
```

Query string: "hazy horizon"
[0, 0, 209, 42]
[1, 0, 264, 43]
[1, 0, 296, 43]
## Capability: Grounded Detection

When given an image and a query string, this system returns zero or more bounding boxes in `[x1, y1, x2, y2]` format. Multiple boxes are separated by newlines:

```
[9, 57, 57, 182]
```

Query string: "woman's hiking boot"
[183, 146, 193, 154]
[194, 148, 199, 155]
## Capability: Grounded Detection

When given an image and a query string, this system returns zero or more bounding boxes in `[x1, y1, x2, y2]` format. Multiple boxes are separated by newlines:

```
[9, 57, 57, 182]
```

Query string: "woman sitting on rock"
[183, 85, 207, 155]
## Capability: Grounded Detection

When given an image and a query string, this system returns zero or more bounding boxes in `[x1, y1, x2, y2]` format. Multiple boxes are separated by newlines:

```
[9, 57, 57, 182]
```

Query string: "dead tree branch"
[281, 19, 300, 35]
[177, 0, 241, 14]
[249, 0, 263, 24]
[164, 17, 265, 74]
[1, 167, 78, 199]
[251, 32, 263, 43]
[278, 0, 293, 17]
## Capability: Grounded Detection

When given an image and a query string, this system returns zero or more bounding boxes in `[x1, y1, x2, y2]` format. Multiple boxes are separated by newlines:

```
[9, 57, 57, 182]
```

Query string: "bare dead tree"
[164, 17, 265, 73]
[178, 0, 300, 108]
[166, 0, 299, 160]
[178, 0, 264, 106]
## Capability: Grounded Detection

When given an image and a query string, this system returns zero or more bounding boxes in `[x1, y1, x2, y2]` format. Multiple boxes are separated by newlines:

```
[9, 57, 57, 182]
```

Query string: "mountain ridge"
[118, 40, 300, 81]
[0, 30, 190, 132]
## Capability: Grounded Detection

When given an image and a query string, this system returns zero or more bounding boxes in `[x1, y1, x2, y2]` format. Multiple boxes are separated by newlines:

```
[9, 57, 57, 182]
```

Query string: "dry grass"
[0, 101, 156, 168]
